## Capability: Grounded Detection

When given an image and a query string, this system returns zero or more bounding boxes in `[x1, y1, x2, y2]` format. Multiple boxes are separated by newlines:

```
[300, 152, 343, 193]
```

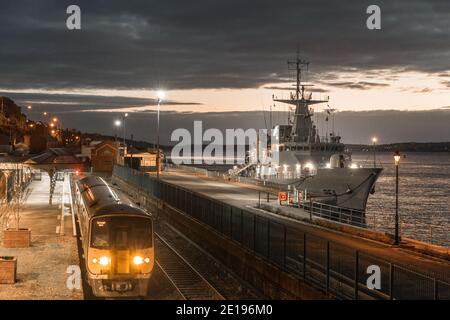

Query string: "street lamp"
[156, 90, 165, 179]
[372, 137, 378, 168]
[114, 119, 121, 141]
[394, 150, 401, 245]
[123, 113, 128, 147]
[50, 117, 64, 142]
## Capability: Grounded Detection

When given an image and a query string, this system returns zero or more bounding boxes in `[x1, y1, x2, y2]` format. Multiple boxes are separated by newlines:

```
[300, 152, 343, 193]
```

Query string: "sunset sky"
[1, 0, 449, 143]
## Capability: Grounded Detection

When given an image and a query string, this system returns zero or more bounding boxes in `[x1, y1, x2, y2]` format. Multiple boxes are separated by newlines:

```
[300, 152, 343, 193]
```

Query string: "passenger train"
[73, 175, 154, 297]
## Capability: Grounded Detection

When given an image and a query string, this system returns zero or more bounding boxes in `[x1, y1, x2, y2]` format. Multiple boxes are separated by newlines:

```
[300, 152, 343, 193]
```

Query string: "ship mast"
[288, 55, 309, 101]
[274, 55, 328, 143]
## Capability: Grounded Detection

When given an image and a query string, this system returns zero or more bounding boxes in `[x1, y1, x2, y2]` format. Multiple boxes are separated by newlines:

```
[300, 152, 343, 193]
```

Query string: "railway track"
[155, 232, 225, 300]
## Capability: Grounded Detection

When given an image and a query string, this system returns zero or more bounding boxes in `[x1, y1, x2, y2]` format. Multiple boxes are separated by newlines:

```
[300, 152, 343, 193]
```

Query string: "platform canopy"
[24, 148, 84, 171]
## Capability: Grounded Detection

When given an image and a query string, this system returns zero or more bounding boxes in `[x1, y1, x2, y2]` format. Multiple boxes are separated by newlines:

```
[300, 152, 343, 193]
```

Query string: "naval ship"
[230, 57, 382, 212]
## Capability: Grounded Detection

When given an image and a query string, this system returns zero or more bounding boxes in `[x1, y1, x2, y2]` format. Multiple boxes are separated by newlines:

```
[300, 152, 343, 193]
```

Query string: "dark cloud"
[263, 86, 329, 93]
[0, 91, 200, 113]
[413, 87, 433, 93]
[319, 81, 390, 90]
[0, 0, 449, 91]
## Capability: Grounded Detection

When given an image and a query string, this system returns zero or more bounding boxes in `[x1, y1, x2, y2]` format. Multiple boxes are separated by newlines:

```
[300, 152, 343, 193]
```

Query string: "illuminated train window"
[90, 217, 153, 249]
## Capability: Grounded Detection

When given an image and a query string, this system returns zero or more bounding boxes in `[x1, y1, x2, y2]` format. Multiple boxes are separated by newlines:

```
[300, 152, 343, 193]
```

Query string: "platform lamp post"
[371, 137, 378, 168]
[156, 90, 165, 180]
[394, 150, 401, 245]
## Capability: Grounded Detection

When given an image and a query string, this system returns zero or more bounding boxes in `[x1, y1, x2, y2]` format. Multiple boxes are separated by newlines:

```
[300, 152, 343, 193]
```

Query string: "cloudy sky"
[0, 0, 449, 144]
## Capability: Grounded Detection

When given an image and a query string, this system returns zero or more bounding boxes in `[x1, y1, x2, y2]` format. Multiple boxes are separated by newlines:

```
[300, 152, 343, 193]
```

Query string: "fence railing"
[300, 201, 367, 228]
[113, 165, 450, 300]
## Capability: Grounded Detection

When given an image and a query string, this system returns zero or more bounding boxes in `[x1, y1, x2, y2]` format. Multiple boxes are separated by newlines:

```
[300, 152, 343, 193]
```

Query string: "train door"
[112, 226, 131, 275]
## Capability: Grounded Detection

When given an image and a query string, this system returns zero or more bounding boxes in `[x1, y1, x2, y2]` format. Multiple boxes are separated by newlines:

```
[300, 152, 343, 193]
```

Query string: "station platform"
[0, 173, 83, 300]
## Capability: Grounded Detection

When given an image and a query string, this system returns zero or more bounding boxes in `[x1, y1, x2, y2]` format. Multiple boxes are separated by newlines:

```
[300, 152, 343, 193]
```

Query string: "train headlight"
[144, 257, 150, 264]
[133, 256, 144, 265]
[99, 256, 110, 266]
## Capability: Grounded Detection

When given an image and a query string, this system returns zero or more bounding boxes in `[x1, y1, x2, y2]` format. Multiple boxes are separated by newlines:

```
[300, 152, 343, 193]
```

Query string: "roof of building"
[25, 148, 83, 165]
[91, 140, 118, 156]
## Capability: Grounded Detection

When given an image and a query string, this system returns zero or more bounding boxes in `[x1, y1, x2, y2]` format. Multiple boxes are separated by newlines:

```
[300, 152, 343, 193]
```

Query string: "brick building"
[90, 140, 119, 173]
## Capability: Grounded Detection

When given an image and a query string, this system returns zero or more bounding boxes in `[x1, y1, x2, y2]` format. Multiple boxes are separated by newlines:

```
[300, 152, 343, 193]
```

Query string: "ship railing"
[299, 201, 367, 228]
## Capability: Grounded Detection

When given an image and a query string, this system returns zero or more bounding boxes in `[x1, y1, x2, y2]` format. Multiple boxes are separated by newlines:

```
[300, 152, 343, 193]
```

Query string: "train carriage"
[73, 175, 154, 297]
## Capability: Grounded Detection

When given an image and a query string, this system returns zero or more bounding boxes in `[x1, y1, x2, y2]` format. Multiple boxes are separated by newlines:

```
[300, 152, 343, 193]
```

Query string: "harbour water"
[353, 152, 450, 247]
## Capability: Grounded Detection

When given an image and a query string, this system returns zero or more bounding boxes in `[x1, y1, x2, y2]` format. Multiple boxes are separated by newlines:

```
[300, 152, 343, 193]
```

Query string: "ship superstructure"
[232, 56, 382, 212]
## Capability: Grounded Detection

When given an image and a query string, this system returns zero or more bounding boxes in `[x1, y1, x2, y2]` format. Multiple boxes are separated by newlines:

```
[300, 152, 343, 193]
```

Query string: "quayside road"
[159, 168, 450, 283]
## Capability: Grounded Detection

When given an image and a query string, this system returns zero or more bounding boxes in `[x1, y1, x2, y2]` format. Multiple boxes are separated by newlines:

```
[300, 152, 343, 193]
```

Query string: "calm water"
[353, 152, 450, 247]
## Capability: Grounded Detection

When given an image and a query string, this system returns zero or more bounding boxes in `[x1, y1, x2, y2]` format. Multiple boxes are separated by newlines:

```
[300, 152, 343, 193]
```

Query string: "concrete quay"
[159, 168, 450, 284]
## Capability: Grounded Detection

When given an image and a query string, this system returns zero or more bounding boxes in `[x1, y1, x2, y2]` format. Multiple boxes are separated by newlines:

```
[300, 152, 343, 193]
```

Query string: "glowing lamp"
[304, 162, 314, 171]
[157, 90, 165, 101]
[394, 151, 401, 165]
[133, 256, 144, 265]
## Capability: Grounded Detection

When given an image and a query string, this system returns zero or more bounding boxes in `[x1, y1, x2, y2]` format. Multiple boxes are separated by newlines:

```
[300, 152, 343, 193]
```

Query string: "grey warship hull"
[294, 167, 382, 211]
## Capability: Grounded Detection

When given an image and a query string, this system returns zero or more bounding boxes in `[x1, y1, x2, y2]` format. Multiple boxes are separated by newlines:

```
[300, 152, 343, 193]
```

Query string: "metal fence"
[113, 165, 450, 300]
[300, 201, 367, 227]
[172, 166, 449, 247]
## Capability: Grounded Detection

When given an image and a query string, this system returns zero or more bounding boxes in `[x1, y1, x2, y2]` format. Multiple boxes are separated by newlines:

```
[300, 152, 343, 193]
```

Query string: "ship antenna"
[287, 53, 310, 112]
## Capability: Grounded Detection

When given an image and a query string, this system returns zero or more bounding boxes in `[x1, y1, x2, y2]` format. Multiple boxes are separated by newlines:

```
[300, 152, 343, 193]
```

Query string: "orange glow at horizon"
[1, 70, 449, 114]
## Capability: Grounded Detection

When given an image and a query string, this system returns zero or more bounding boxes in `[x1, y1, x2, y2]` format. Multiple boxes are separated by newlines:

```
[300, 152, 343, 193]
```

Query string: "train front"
[86, 210, 154, 297]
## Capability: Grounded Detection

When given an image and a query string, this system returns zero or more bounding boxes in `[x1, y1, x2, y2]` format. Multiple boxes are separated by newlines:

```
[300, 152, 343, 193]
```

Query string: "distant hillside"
[83, 131, 450, 154]
[347, 142, 450, 152]
[81, 132, 170, 152]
